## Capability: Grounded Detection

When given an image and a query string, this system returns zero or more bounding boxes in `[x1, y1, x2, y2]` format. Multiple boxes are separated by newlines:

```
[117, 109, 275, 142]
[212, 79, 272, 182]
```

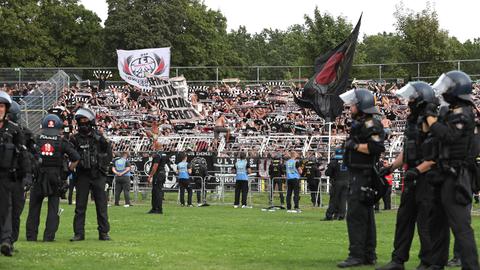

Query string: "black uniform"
[428, 105, 480, 269]
[25, 133, 80, 241]
[388, 118, 434, 266]
[268, 158, 284, 205]
[0, 120, 29, 253]
[70, 131, 112, 239]
[303, 159, 321, 207]
[191, 161, 208, 205]
[325, 159, 349, 220]
[1, 126, 35, 247]
[344, 117, 385, 263]
[149, 152, 168, 213]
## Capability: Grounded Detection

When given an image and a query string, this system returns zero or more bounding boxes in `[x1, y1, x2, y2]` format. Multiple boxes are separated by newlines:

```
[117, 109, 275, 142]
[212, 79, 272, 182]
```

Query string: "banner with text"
[117, 47, 171, 89]
[149, 76, 202, 123]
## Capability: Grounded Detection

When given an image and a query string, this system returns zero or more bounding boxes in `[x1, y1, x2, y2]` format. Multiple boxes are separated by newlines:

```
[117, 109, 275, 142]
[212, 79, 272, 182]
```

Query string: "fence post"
[379, 65, 382, 80]
[298, 67, 301, 83]
[256, 67, 260, 83]
[216, 67, 219, 84]
[458, 61, 461, 71]
[417, 63, 420, 79]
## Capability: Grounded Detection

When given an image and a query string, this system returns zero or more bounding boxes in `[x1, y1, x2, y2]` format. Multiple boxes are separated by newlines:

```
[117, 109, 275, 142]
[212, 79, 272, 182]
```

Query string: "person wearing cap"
[70, 107, 112, 241]
[337, 88, 385, 268]
[0, 91, 30, 256]
[376, 81, 439, 270]
[424, 71, 480, 269]
[1, 101, 37, 253]
[324, 147, 349, 221]
[25, 114, 80, 242]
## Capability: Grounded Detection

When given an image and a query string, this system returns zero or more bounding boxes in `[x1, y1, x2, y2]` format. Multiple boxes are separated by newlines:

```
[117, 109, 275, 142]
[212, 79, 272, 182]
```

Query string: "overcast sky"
[79, 0, 479, 42]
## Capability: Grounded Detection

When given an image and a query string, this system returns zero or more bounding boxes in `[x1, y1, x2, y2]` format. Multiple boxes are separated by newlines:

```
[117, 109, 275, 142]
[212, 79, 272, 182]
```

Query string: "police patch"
[40, 143, 55, 156]
[371, 134, 381, 142]
[365, 119, 374, 128]
[47, 120, 55, 128]
[453, 107, 464, 114]
[455, 123, 464, 130]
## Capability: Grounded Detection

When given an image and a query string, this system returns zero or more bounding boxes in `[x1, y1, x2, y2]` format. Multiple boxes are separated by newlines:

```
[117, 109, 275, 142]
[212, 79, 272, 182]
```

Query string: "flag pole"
[327, 121, 332, 164]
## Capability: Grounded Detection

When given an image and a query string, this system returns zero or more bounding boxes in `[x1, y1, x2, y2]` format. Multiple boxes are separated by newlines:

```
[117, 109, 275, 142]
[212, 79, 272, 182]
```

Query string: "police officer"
[337, 88, 385, 268]
[176, 153, 193, 207]
[1, 101, 36, 252]
[285, 151, 302, 213]
[324, 148, 349, 221]
[0, 92, 30, 256]
[376, 82, 439, 270]
[303, 154, 321, 207]
[233, 152, 251, 208]
[70, 107, 112, 241]
[147, 142, 168, 214]
[268, 153, 284, 206]
[25, 114, 80, 242]
[191, 158, 208, 206]
[425, 70, 479, 269]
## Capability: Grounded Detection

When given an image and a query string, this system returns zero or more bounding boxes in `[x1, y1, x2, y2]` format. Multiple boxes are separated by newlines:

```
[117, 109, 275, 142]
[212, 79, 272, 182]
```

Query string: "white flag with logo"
[117, 47, 171, 89]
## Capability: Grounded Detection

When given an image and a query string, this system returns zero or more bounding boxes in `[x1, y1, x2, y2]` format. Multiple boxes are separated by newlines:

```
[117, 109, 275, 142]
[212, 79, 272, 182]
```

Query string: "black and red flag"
[294, 14, 362, 121]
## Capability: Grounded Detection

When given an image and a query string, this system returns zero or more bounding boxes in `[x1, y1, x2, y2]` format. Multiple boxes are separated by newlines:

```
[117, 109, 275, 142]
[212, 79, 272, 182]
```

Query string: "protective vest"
[0, 122, 17, 169]
[75, 135, 98, 170]
[440, 106, 475, 161]
[285, 159, 300, 180]
[303, 160, 316, 180]
[403, 120, 423, 167]
[191, 162, 207, 177]
[114, 158, 131, 176]
[37, 134, 63, 168]
[270, 159, 283, 178]
[177, 161, 189, 180]
[235, 159, 248, 181]
[344, 118, 382, 169]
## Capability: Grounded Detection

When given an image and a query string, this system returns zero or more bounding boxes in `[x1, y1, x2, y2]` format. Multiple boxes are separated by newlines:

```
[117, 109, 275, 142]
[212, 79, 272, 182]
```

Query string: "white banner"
[117, 47, 171, 89]
[149, 76, 202, 124]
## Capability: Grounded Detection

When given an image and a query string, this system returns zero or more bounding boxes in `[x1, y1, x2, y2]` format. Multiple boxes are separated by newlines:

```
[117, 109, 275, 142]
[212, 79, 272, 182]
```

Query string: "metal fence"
[1, 59, 480, 85]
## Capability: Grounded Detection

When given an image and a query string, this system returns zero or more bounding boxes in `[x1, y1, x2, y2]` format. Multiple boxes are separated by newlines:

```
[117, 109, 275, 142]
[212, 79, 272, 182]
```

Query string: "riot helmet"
[74, 107, 96, 135]
[432, 70, 472, 104]
[8, 101, 21, 123]
[396, 81, 437, 113]
[0, 91, 12, 122]
[339, 88, 380, 115]
[41, 114, 63, 136]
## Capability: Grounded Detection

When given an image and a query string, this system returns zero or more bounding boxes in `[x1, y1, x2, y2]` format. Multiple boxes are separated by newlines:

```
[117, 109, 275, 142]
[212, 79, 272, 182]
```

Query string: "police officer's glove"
[379, 166, 392, 177]
[404, 168, 420, 182]
[344, 139, 358, 151]
[22, 173, 33, 192]
[424, 103, 438, 117]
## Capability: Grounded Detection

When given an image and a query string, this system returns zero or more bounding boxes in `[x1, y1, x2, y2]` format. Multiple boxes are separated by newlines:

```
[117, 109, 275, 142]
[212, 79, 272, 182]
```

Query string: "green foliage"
[1, 0, 480, 81]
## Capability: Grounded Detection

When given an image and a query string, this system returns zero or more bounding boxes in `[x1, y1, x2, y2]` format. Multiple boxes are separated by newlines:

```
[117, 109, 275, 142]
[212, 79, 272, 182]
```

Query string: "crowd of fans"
[2, 79, 480, 146]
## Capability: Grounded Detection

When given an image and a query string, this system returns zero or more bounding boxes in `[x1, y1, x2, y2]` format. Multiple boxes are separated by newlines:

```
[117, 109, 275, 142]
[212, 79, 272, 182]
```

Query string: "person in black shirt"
[268, 153, 284, 206]
[147, 142, 168, 214]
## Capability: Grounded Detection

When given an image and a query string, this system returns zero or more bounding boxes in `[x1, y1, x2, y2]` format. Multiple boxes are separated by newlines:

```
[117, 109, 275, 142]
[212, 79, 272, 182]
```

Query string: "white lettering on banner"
[117, 47, 171, 89]
[150, 76, 202, 124]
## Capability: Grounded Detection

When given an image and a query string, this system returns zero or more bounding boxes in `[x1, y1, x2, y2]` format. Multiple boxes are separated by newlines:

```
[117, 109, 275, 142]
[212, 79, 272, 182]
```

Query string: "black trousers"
[234, 181, 249, 206]
[1, 180, 24, 245]
[193, 178, 202, 204]
[346, 171, 376, 261]
[73, 171, 110, 237]
[179, 180, 192, 206]
[390, 181, 433, 265]
[0, 174, 13, 235]
[326, 181, 348, 219]
[114, 176, 131, 205]
[429, 169, 479, 269]
[286, 179, 300, 210]
[151, 177, 164, 212]
[25, 183, 60, 241]
[270, 178, 284, 205]
[68, 174, 76, 205]
[307, 179, 320, 206]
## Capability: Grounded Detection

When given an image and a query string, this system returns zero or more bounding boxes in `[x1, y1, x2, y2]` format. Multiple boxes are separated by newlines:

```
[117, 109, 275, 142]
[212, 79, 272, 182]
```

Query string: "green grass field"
[2, 193, 480, 270]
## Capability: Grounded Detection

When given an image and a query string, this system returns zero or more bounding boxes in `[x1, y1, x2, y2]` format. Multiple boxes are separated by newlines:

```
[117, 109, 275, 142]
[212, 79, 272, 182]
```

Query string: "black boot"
[337, 257, 364, 268]
[70, 235, 85, 241]
[446, 257, 461, 267]
[376, 261, 405, 270]
[0, 242, 13, 257]
[99, 233, 111, 241]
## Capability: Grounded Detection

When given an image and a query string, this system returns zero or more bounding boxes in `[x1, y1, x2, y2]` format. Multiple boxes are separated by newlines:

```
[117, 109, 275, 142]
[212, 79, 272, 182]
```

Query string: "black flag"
[295, 14, 362, 122]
